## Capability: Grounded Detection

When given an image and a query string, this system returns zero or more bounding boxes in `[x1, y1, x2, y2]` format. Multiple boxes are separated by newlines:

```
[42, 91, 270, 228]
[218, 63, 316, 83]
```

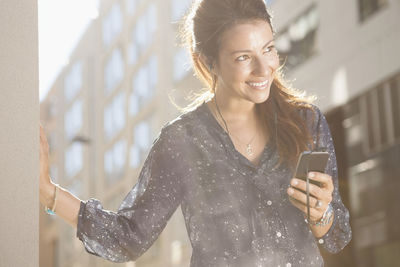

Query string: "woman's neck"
[207, 98, 261, 134]
[206, 95, 269, 166]
[210, 94, 258, 125]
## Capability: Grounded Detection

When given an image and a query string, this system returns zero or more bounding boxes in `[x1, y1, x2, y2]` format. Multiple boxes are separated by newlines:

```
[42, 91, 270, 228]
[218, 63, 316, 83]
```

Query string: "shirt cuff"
[315, 207, 337, 246]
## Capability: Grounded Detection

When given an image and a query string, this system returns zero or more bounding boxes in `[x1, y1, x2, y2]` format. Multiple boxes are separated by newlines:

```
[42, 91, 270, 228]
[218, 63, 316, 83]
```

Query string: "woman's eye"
[264, 45, 276, 53]
[236, 55, 249, 61]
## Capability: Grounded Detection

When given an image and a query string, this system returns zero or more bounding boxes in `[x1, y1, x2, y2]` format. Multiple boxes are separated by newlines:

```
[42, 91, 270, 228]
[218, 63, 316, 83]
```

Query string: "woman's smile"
[246, 79, 270, 90]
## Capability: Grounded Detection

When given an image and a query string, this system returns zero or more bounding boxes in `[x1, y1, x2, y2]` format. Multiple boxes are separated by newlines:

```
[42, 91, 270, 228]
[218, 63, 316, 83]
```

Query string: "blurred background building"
[39, 0, 400, 266]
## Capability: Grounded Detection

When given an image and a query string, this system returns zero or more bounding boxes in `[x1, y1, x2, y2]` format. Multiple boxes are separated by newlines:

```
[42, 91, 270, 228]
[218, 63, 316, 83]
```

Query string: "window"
[129, 56, 158, 116]
[147, 4, 157, 35]
[135, 14, 147, 52]
[173, 48, 191, 82]
[358, 0, 387, 22]
[105, 192, 126, 210]
[264, 0, 274, 6]
[343, 99, 364, 167]
[47, 132, 57, 153]
[102, 4, 123, 47]
[130, 4, 157, 58]
[128, 42, 138, 66]
[66, 179, 83, 198]
[64, 99, 83, 140]
[46, 96, 57, 119]
[126, 0, 139, 16]
[104, 139, 127, 184]
[64, 61, 82, 102]
[105, 48, 124, 95]
[390, 76, 400, 139]
[104, 91, 126, 140]
[50, 165, 58, 183]
[275, 6, 319, 71]
[130, 120, 152, 168]
[171, 0, 191, 21]
[65, 143, 83, 179]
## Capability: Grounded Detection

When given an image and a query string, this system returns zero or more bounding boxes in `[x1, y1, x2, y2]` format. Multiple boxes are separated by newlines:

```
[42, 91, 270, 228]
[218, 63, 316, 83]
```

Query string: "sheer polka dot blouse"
[77, 103, 352, 266]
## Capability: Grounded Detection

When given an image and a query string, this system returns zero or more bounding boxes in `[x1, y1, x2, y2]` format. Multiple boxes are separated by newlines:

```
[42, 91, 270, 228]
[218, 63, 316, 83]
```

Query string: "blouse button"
[318, 238, 324, 244]
[267, 200, 272, 206]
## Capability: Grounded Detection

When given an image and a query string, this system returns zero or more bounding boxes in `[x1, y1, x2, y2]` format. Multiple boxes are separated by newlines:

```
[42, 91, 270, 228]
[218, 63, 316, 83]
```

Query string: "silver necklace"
[230, 130, 257, 156]
[213, 97, 258, 156]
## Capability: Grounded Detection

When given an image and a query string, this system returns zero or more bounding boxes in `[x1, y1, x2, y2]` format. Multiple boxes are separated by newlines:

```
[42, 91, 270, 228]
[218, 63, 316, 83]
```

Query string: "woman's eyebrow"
[230, 39, 275, 55]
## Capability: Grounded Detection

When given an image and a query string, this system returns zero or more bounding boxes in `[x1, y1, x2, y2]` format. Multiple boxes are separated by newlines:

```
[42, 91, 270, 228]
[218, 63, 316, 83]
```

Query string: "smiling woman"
[39, 0, 352, 266]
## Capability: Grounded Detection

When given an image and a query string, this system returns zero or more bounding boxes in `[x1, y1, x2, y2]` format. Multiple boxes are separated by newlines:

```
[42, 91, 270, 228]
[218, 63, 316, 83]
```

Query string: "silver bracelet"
[305, 203, 333, 226]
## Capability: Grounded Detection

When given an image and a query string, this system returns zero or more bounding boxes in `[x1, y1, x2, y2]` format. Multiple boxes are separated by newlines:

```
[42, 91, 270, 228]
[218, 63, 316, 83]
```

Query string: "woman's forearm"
[41, 182, 82, 228]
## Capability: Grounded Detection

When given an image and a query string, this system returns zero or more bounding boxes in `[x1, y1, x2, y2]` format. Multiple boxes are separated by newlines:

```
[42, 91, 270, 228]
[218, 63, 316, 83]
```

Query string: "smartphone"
[294, 151, 329, 189]
[290, 151, 329, 221]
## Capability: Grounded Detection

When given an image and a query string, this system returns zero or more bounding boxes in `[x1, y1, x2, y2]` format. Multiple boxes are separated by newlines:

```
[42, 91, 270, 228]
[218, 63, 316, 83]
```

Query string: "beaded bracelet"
[44, 184, 59, 215]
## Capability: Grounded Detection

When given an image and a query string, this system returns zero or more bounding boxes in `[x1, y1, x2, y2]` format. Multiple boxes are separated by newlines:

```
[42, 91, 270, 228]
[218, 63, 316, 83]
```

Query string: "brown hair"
[181, 0, 316, 168]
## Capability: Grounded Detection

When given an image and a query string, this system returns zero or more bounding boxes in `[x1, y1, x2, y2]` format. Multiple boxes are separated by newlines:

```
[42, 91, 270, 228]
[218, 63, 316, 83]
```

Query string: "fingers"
[287, 172, 335, 220]
[308, 172, 334, 192]
[39, 124, 49, 175]
[40, 124, 49, 150]
[289, 178, 333, 204]
[288, 197, 322, 221]
[290, 178, 324, 199]
[287, 186, 327, 211]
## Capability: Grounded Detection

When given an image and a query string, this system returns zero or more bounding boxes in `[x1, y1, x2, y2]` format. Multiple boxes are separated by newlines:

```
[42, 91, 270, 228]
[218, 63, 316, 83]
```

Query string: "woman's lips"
[246, 79, 269, 89]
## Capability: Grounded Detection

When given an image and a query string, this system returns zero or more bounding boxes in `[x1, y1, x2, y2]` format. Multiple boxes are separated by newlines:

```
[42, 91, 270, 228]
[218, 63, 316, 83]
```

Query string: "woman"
[40, 0, 352, 266]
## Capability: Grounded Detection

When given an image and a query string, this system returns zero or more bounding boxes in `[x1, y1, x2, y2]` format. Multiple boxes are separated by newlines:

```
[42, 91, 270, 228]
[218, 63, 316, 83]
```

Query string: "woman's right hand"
[39, 124, 54, 206]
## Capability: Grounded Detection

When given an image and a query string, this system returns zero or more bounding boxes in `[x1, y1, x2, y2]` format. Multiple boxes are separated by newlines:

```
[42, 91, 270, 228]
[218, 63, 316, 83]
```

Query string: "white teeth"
[248, 80, 268, 87]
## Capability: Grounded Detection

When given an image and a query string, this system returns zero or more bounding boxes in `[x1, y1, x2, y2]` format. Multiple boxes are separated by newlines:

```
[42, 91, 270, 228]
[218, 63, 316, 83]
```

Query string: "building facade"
[271, 0, 400, 266]
[40, 0, 400, 267]
[40, 0, 197, 266]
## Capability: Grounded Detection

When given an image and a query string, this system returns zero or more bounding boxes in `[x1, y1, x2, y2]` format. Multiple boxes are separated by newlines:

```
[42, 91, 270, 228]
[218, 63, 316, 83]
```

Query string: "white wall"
[0, 0, 39, 266]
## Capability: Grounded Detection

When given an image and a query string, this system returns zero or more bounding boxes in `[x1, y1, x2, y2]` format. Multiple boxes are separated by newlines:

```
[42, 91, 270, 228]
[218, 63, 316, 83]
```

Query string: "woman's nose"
[252, 57, 273, 77]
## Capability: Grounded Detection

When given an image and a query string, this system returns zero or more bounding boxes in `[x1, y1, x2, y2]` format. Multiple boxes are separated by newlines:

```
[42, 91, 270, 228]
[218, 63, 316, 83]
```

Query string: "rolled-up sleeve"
[76, 125, 186, 262]
[311, 107, 352, 253]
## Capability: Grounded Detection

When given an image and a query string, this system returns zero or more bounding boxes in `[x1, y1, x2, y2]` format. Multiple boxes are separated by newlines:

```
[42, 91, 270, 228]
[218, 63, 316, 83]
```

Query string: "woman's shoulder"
[156, 104, 204, 143]
[295, 102, 326, 131]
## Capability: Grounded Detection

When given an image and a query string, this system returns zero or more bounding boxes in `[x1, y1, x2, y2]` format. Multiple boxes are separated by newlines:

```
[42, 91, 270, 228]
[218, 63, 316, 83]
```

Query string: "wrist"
[305, 203, 334, 227]
[41, 182, 56, 207]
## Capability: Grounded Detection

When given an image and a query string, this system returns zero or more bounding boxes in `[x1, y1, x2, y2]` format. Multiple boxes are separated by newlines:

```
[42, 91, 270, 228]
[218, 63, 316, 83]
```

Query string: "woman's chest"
[183, 157, 292, 218]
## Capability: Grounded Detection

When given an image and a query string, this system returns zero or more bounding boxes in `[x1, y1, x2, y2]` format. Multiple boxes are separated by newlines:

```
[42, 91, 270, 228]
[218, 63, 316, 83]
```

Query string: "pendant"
[246, 144, 254, 156]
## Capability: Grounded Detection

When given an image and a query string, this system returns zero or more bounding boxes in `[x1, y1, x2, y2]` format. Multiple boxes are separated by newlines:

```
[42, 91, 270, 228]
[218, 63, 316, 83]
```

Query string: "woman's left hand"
[287, 172, 334, 222]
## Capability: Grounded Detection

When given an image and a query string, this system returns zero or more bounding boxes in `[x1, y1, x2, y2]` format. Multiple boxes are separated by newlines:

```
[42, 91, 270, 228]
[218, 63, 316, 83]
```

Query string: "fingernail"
[308, 172, 315, 178]
[291, 179, 298, 186]
[288, 188, 294, 195]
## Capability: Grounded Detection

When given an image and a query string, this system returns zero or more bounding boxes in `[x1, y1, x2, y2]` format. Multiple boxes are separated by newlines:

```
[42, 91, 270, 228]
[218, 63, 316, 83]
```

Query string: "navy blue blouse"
[77, 102, 352, 266]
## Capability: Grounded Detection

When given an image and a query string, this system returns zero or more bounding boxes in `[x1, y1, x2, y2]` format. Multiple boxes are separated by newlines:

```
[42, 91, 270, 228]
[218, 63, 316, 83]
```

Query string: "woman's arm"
[40, 125, 81, 228]
[40, 182, 81, 228]
[41, 123, 187, 262]
[310, 107, 352, 253]
[76, 124, 186, 262]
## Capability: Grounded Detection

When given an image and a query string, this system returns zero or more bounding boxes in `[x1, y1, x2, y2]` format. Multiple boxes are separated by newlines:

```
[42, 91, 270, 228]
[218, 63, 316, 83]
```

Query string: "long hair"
[180, 0, 316, 168]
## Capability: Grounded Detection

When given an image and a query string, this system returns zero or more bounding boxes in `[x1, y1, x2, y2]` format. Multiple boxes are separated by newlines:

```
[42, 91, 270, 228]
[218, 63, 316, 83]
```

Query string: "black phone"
[290, 151, 329, 222]
[294, 151, 329, 190]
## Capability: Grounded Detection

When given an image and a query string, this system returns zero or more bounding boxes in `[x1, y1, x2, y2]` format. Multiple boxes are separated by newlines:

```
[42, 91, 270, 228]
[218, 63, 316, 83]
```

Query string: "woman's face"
[214, 20, 279, 105]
